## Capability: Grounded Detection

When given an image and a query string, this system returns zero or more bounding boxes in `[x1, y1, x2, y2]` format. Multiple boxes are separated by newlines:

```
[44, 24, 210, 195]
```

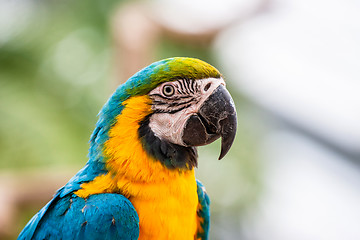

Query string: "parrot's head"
[91, 57, 237, 171]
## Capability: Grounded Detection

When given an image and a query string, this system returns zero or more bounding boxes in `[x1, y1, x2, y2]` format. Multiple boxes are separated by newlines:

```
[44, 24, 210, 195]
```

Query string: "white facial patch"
[148, 77, 225, 146]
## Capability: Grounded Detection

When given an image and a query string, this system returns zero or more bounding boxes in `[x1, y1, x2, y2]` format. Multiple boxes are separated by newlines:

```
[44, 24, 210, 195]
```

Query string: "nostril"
[204, 83, 211, 91]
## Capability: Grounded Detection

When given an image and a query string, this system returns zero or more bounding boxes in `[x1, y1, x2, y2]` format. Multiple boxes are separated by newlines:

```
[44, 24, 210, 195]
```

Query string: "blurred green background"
[1, 0, 119, 169]
[0, 0, 261, 239]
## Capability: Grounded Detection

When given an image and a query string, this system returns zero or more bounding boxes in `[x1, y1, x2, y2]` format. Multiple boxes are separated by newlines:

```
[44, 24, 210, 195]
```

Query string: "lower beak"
[182, 84, 237, 160]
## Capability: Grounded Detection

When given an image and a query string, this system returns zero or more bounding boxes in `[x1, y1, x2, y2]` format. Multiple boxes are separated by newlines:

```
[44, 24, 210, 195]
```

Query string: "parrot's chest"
[130, 177, 198, 240]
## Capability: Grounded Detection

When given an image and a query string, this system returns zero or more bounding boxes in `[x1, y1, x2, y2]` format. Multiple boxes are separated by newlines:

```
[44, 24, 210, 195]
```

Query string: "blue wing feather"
[196, 180, 210, 240]
[18, 193, 139, 240]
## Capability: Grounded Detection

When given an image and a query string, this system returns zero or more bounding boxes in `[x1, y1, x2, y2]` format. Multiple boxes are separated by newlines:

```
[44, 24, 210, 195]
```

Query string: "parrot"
[18, 57, 237, 240]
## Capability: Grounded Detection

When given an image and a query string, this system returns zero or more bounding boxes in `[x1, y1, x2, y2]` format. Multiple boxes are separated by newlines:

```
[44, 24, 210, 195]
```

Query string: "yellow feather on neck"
[75, 95, 198, 240]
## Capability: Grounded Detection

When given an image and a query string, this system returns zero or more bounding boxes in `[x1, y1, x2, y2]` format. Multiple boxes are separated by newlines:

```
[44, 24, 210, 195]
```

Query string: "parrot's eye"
[162, 84, 175, 96]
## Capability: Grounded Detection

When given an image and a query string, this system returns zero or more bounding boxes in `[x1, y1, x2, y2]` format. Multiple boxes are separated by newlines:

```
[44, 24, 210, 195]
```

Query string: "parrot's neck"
[75, 95, 199, 239]
[76, 95, 198, 196]
[138, 114, 198, 170]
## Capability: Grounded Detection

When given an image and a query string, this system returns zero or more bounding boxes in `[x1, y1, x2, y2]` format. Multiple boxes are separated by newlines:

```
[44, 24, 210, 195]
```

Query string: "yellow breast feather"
[75, 95, 198, 240]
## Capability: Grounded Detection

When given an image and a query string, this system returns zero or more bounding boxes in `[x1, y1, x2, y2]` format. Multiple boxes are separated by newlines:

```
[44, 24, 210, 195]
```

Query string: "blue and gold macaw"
[18, 57, 237, 240]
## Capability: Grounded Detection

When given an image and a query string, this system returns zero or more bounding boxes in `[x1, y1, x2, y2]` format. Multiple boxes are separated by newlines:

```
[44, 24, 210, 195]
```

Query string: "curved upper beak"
[182, 84, 237, 160]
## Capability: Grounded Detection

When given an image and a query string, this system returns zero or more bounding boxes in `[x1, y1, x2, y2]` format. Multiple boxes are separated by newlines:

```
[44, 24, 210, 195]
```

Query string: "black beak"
[182, 84, 237, 160]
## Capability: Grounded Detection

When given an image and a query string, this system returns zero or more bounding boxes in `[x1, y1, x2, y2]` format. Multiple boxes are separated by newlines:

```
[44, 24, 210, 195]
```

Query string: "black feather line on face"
[138, 114, 198, 170]
[167, 97, 195, 108]
[151, 96, 195, 108]
[149, 93, 193, 101]
[153, 104, 192, 114]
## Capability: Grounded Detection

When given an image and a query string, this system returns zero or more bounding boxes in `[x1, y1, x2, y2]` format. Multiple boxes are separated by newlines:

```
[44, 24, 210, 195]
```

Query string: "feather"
[18, 193, 139, 240]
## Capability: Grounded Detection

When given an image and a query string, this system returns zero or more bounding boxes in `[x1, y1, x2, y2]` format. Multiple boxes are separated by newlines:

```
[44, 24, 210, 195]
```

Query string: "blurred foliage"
[0, 0, 123, 169]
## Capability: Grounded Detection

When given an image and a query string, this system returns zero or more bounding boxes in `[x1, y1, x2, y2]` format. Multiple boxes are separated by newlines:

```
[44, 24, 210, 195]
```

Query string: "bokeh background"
[1, 0, 360, 239]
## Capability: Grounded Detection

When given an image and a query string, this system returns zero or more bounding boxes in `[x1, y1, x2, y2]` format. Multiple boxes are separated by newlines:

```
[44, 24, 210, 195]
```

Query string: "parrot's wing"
[196, 180, 210, 240]
[18, 193, 139, 240]
[17, 188, 63, 240]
